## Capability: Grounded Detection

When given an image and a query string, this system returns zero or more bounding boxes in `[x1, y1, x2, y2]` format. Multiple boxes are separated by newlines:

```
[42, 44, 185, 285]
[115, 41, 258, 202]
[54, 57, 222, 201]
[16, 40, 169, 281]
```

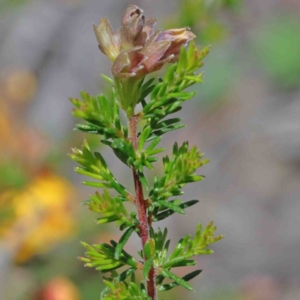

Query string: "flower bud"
[94, 5, 196, 77]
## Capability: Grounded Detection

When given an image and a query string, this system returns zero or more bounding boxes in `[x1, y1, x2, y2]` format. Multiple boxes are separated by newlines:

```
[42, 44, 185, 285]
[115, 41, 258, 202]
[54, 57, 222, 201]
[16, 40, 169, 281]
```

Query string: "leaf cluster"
[102, 280, 150, 300]
[145, 224, 223, 292]
[79, 240, 137, 272]
[71, 90, 124, 140]
[140, 42, 209, 142]
[70, 140, 127, 196]
[83, 189, 133, 227]
[100, 269, 151, 300]
[146, 142, 209, 222]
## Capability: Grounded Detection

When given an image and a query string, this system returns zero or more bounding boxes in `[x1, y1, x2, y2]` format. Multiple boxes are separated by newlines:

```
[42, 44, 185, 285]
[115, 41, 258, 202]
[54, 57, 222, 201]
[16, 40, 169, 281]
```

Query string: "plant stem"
[129, 115, 157, 300]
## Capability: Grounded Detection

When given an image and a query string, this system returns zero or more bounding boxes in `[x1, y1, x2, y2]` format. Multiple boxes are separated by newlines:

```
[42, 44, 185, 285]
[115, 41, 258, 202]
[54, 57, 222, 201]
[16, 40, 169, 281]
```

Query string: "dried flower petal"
[93, 18, 120, 61]
[134, 17, 157, 46]
[112, 48, 146, 78]
[121, 5, 145, 46]
[156, 28, 196, 61]
[141, 40, 171, 72]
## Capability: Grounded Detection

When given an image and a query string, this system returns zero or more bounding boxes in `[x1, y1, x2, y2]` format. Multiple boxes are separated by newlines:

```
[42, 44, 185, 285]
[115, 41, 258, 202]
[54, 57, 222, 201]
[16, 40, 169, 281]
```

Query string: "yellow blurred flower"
[0, 190, 17, 237]
[0, 77, 76, 262]
[3, 173, 76, 263]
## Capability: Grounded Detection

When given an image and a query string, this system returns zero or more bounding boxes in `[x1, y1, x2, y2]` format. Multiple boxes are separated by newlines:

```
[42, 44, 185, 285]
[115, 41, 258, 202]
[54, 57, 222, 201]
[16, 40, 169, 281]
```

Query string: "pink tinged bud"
[143, 18, 157, 37]
[120, 5, 145, 45]
[112, 48, 146, 78]
[141, 40, 172, 72]
[134, 17, 157, 46]
[94, 5, 196, 78]
[156, 28, 196, 60]
[93, 18, 120, 62]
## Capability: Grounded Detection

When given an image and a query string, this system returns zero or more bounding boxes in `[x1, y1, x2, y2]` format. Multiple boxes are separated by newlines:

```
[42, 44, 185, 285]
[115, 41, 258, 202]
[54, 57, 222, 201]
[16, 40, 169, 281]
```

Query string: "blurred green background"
[1, 0, 300, 299]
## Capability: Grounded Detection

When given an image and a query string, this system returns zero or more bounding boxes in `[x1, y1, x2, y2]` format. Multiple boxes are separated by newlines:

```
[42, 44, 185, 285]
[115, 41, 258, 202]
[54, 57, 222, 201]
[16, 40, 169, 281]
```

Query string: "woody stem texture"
[129, 116, 157, 300]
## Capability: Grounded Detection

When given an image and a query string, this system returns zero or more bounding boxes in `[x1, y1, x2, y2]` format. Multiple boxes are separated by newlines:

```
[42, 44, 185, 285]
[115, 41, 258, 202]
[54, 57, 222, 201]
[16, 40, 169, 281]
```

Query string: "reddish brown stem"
[129, 116, 157, 300]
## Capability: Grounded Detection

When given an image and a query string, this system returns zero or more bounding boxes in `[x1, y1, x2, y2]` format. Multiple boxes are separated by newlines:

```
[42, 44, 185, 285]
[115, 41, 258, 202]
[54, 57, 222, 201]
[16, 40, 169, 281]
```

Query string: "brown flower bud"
[94, 5, 196, 78]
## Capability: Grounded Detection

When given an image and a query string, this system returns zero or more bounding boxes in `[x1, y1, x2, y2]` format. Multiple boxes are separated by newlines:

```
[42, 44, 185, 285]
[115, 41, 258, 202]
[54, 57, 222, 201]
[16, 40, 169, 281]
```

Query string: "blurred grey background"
[1, 0, 300, 299]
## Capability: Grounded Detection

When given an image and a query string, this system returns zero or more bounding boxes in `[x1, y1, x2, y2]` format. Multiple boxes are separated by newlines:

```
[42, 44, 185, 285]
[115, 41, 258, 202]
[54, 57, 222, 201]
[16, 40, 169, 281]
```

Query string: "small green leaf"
[138, 127, 152, 150]
[148, 124, 186, 140]
[154, 200, 199, 221]
[82, 181, 111, 188]
[147, 147, 164, 156]
[153, 200, 184, 214]
[185, 74, 203, 83]
[114, 268, 135, 282]
[147, 136, 162, 151]
[153, 118, 182, 130]
[97, 215, 120, 224]
[161, 269, 193, 291]
[138, 171, 148, 188]
[159, 269, 202, 292]
[143, 259, 153, 280]
[75, 167, 103, 180]
[143, 241, 151, 260]
[168, 259, 196, 267]
[115, 227, 135, 259]
[101, 74, 113, 84]
[154, 209, 175, 222]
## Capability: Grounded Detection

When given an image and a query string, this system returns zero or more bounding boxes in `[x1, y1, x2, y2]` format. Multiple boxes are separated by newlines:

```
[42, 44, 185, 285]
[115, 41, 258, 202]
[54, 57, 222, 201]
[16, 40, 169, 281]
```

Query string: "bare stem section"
[129, 116, 157, 300]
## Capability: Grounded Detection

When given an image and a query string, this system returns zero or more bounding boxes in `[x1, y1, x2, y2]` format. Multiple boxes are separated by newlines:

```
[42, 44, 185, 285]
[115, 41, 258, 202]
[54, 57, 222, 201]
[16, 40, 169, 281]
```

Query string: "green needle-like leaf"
[143, 241, 152, 260]
[143, 259, 153, 280]
[159, 269, 202, 292]
[154, 200, 199, 221]
[161, 269, 193, 291]
[115, 227, 135, 259]
[153, 200, 185, 214]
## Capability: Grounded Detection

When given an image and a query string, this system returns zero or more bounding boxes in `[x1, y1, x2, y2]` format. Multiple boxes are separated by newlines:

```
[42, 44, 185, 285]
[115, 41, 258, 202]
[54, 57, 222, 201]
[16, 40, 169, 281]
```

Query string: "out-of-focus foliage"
[166, 0, 242, 110]
[167, 0, 243, 44]
[0, 0, 29, 12]
[251, 15, 300, 90]
[0, 69, 75, 263]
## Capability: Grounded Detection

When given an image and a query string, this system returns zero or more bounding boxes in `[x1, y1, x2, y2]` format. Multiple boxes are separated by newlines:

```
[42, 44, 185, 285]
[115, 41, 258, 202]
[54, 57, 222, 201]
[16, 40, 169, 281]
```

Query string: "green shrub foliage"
[70, 5, 223, 299]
